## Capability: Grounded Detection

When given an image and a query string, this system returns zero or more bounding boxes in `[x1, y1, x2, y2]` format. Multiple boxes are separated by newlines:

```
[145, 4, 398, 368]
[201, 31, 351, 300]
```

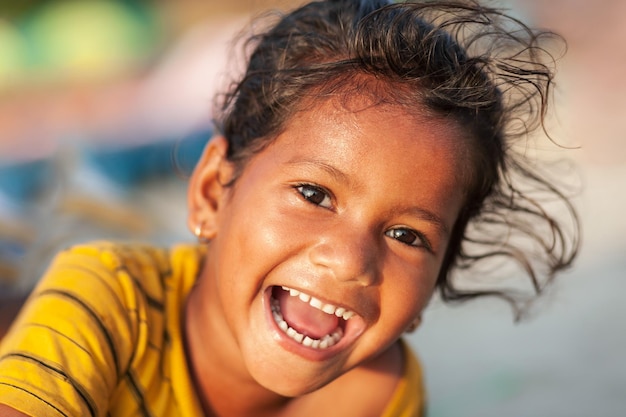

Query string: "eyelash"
[294, 183, 433, 252]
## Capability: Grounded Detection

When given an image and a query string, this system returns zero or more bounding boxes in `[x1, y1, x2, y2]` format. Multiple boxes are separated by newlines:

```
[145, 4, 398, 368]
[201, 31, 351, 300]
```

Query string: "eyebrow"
[401, 207, 451, 238]
[285, 157, 451, 237]
[285, 157, 352, 184]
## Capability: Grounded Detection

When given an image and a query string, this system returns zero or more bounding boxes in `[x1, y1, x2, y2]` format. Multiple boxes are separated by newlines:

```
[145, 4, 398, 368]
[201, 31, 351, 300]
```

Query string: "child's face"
[189, 96, 467, 396]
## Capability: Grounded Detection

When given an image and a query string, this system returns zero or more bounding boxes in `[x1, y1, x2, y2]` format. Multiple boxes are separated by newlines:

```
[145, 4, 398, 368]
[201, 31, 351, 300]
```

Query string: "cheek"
[216, 187, 303, 275]
[379, 261, 438, 328]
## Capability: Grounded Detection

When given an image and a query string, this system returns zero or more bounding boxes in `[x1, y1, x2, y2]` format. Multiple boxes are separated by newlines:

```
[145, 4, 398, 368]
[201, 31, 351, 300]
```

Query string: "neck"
[184, 279, 290, 417]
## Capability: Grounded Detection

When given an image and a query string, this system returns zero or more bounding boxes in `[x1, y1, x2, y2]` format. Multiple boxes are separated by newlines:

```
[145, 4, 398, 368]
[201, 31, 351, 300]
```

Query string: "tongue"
[276, 289, 339, 339]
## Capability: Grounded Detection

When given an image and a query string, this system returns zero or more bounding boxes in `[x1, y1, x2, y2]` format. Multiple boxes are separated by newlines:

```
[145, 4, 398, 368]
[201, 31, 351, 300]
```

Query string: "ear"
[187, 136, 233, 240]
[405, 316, 422, 334]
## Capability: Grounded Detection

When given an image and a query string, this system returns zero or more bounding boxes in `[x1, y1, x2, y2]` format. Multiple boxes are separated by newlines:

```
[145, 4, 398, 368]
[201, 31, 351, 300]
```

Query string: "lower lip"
[262, 287, 356, 361]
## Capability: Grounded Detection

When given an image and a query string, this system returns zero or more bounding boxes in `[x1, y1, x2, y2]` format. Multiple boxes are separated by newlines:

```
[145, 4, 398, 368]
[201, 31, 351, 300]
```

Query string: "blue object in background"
[82, 129, 210, 188]
[0, 158, 53, 203]
[83, 141, 172, 186]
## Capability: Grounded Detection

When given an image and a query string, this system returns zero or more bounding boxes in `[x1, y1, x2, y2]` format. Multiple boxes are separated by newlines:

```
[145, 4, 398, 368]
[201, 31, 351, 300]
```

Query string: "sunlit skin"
[184, 95, 469, 416]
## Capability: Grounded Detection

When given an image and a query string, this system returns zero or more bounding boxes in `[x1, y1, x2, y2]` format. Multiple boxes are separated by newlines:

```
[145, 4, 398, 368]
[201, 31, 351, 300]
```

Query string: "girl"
[0, 0, 579, 416]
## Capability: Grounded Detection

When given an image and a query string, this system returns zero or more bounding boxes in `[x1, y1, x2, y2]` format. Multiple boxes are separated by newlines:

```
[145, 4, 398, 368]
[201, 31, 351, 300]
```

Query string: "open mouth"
[270, 286, 356, 350]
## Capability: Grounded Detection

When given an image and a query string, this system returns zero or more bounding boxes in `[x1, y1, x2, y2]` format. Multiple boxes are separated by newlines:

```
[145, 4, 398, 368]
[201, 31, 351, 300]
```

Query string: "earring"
[194, 221, 211, 244]
[405, 317, 421, 334]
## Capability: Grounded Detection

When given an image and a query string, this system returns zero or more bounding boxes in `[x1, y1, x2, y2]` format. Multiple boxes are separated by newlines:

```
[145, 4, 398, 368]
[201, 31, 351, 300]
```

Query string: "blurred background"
[0, 0, 623, 416]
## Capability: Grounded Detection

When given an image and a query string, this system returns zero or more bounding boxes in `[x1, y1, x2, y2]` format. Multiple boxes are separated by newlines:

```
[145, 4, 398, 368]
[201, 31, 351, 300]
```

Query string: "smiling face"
[186, 95, 468, 398]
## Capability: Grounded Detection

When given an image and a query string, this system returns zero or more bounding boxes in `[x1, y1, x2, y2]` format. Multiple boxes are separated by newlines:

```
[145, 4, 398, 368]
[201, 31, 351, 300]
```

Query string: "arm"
[0, 404, 30, 417]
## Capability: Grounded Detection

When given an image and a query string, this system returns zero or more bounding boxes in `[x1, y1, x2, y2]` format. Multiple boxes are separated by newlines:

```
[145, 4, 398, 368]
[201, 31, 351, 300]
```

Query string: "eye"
[295, 184, 333, 209]
[385, 227, 432, 251]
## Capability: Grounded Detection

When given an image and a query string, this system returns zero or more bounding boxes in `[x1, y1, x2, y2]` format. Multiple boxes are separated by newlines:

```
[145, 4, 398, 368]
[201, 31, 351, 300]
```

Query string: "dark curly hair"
[213, 0, 580, 319]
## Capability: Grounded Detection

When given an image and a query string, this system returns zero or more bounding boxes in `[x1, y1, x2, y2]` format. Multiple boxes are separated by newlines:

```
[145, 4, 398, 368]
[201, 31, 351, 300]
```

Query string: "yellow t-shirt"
[0, 242, 425, 416]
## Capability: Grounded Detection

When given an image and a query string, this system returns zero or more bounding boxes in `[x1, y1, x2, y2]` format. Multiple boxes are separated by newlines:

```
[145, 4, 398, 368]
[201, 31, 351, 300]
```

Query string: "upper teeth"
[281, 286, 355, 320]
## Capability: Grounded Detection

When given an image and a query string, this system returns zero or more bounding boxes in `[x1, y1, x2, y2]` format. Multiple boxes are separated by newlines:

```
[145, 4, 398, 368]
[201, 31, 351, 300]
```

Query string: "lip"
[263, 286, 366, 361]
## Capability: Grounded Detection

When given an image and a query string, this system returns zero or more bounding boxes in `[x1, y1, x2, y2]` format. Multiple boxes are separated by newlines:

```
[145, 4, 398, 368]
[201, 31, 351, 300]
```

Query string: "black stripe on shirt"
[144, 248, 170, 292]
[0, 381, 69, 417]
[64, 264, 134, 330]
[1, 352, 98, 417]
[116, 266, 165, 312]
[126, 370, 154, 417]
[37, 289, 121, 379]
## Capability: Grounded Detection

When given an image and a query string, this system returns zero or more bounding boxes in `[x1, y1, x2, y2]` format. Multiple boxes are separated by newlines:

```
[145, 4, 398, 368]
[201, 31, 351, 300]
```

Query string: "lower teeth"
[271, 297, 343, 349]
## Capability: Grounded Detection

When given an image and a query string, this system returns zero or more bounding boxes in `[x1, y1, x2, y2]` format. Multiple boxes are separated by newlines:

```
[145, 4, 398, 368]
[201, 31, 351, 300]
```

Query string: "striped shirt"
[0, 242, 206, 417]
[0, 242, 425, 416]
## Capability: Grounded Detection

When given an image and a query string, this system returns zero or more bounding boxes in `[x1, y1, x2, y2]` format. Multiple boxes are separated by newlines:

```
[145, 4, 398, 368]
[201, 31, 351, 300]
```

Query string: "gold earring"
[194, 221, 211, 244]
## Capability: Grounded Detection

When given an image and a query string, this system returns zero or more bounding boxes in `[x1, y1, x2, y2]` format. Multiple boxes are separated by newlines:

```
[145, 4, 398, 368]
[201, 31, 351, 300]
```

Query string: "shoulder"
[43, 240, 204, 290]
[296, 339, 425, 417]
[52, 240, 205, 275]
[36, 240, 207, 321]
[51, 240, 170, 271]
[28, 241, 166, 302]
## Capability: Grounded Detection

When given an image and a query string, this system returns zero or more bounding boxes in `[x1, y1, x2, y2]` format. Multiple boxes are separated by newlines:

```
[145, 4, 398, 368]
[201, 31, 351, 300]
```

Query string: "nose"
[308, 225, 380, 287]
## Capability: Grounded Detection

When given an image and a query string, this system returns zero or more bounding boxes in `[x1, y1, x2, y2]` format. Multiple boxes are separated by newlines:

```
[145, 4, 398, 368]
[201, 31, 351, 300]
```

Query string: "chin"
[240, 334, 347, 398]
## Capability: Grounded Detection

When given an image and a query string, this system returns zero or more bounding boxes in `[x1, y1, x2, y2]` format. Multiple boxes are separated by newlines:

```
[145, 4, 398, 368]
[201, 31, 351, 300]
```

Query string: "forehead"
[280, 95, 470, 179]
